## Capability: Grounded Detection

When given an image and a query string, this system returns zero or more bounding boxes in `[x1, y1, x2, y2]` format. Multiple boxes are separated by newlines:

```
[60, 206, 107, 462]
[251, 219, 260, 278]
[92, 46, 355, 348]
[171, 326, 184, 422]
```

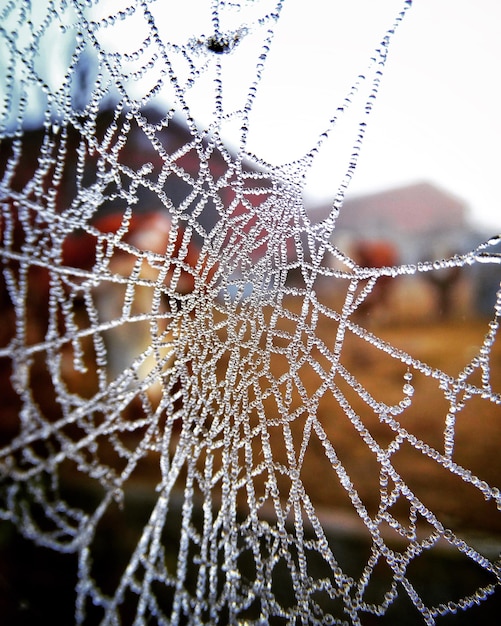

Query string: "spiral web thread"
[1, 1, 501, 624]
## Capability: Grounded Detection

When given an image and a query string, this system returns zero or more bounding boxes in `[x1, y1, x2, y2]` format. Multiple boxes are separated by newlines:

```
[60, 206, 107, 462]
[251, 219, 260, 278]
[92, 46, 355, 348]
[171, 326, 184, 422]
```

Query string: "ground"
[1, 294, 500, 624]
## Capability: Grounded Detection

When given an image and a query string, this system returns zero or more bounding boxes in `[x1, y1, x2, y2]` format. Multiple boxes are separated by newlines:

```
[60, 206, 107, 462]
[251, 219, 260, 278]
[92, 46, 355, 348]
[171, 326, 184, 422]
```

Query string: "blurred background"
[1, 1, 501, 623]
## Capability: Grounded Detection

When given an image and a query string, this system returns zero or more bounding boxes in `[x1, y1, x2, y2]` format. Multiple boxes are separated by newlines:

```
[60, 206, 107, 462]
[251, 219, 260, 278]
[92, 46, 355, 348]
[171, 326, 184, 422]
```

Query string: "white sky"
[241, 0, 501, 232]
[90, 0, 501, 232]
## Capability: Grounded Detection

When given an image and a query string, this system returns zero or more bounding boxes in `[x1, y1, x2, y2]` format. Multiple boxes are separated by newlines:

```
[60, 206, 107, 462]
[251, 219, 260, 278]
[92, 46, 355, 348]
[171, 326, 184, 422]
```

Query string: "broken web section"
[0, 0, 500, 624]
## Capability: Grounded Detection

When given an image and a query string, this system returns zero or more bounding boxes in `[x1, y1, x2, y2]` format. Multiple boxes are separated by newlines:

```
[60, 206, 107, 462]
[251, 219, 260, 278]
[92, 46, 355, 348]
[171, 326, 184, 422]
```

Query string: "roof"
[333, 182, 467, 236]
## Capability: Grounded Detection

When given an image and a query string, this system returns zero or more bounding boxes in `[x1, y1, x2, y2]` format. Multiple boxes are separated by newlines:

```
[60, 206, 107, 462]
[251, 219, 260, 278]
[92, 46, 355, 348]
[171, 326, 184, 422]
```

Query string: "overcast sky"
[84, 0, 501, 232]
[237, 0, 501, 233]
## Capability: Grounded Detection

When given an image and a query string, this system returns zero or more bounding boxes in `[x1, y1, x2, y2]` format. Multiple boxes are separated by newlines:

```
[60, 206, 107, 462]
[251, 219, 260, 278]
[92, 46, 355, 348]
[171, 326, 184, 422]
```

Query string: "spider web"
[1, 1, 501, 624]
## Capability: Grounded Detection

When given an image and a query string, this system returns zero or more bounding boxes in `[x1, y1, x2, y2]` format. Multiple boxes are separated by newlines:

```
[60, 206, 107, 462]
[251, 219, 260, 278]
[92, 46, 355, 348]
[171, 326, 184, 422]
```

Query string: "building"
[330, 181, 471, 263]
[310, 182, 498, 319]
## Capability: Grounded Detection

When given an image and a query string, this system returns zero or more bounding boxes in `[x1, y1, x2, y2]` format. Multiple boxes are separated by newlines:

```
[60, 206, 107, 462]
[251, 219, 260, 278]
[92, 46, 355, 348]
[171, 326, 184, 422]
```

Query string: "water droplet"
[403, 383, 414, 396]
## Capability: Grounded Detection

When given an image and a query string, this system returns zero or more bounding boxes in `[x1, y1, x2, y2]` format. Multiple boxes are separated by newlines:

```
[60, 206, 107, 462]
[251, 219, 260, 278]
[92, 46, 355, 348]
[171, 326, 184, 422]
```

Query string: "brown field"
[199, 289, 501, 550]
[1, 289, 500, 623]
[266, 306, 501, 539]
[1, 286, 500, 540]
[142, 289, 501, 550]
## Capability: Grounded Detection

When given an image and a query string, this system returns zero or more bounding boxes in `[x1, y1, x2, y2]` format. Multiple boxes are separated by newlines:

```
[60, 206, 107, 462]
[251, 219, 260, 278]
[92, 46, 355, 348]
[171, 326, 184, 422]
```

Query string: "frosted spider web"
[1, 0, 501, 624]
